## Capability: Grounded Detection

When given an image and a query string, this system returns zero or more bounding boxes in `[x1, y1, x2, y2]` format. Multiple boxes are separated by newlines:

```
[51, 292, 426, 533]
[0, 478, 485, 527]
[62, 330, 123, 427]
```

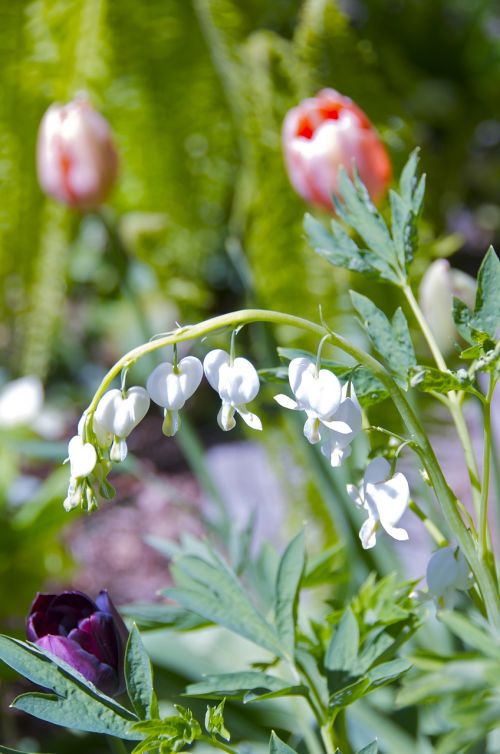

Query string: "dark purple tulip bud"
[27, 590, 128, 697]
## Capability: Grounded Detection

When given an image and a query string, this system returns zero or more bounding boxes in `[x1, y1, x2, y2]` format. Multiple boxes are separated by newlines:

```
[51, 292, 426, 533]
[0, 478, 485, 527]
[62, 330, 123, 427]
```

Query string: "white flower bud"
[426, 546, 473, 608]
[204, 350, 262, 431]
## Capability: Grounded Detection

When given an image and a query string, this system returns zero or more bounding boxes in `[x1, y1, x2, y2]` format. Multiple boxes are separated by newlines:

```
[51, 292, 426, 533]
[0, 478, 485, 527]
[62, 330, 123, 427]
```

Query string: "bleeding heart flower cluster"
[63, 344, 411, 552]
[63, 347, 263, 512]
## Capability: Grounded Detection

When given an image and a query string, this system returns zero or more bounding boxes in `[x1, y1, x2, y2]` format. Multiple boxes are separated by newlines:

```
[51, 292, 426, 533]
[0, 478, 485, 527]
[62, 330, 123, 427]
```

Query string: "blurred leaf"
[185, 671, 305, 701]
[325, 607, 359, 673]
[269, 731, 299, 754]
[274, 529, 305, 658]
[470, 246, 500, 338]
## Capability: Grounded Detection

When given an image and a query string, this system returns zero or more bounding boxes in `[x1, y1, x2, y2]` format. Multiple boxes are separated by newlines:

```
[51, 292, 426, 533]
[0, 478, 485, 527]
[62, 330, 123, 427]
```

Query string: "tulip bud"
[282, 89, 391, 211]
[419, 259, 476, 355]
[37, 96, 119, 210]
[27, 590, 128, 696]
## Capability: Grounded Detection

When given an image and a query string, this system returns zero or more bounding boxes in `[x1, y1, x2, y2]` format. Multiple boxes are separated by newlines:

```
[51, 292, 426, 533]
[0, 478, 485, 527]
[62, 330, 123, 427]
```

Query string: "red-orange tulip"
[282, 89, 391, 211]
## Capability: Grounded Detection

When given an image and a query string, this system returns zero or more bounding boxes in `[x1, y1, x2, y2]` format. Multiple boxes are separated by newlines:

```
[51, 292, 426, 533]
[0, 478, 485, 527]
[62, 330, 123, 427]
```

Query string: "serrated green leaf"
[304, 213, 372, 276]
[390, 189, 415, 269]
[125, 624, 157, 720]
[270, 731, 299, 754]
[165, 551, 282, 655]
[409, 366, 473, 394]
[399, 148, 420, 205]
[350, 292, 415, 384]
[185, 671, 300, 700]
[274, 530, 305, 658]
[452, 297, 473, 342]
[325, 608, 359, 672]
[470, 246, 500, 338]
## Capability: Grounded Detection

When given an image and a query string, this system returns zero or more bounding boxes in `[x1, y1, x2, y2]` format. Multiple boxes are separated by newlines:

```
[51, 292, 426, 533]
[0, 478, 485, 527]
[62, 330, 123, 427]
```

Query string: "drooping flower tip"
[27, 590, 128, 696]
[94, 386, 150, 461]
[282, 89, 391, 211]
[37, 96, 119, 210]
[347, 457, 410, 549]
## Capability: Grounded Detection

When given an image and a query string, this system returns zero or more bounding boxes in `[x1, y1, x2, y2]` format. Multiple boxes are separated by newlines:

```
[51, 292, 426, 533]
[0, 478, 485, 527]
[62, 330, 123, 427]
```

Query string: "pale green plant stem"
[199, 735, 240, 754]
[85, 308, 500, 627]
[480, 377, 496, 560]
[402, 284, 482, 517]
[409, 501, 447, 547]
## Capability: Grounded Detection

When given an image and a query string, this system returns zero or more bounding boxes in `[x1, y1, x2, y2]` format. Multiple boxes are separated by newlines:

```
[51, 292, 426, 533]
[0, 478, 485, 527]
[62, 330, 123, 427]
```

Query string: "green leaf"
[270, 731, 299, 754]
[185, 671, 305, 701]
[274, 530, 305, 657]
[350, 291, 416, 384]
[367, 658, 412, 687]
[205, 699, 230, 741]
[470, 246, 500, 338]
[409, 366, 473, 394]
[165, 550, 282, 655]
[357, 742, 378, 754]
[452, 297, 473, 343]
[125, 624, 158, 720]
[0, 636, 140, 739]
[325, 608, 359, 672]
[438, 611, 500, 659]
[121, 602, 208, 630]
[329, 676, 370, 709]
[304, 213, 374, 277]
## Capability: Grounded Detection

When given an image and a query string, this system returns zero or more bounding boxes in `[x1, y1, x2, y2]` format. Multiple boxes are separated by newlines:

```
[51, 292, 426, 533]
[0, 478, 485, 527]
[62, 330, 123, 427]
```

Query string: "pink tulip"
[282, 89, 391, 211]
[37, 96, 119, 210]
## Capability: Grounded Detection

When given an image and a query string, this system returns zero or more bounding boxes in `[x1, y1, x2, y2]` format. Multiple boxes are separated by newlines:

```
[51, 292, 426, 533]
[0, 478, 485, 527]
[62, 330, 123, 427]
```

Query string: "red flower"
[282, 89, 391, 211]
[37, 96, 119, 210]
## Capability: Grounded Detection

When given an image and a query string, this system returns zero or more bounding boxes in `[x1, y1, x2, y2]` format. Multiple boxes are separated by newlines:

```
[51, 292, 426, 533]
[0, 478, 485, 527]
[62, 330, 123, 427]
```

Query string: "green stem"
[402, 284, 482, 516]
[85, 308, 500, 627]
[320, 721, 336, 754]
[199, 734, 240, 754]
[480, 377, 495, 559]
[409, 501, 447, 547]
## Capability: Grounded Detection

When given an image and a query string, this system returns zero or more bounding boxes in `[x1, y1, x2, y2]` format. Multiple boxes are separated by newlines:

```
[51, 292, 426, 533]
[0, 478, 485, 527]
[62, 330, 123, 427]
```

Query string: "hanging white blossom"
[203, 349, 262, 431]
[347, 457, 410, 549]
[93, 386, 150, 461]
[63, 435, 98, 511]
[426, 546, 473, 608]
[320, 383, 362, 466]
[147, 356, 203, 436]
[274, 357, 342, 443]
[0, 376, 44, 429]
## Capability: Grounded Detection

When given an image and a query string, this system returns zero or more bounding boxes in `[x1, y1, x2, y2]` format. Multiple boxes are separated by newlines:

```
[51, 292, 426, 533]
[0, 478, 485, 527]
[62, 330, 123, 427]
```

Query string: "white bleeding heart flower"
[93, 386, 150, 461]
[0, 376, 44, 429]
[347, 457, 410, 549]
[63, 435, 98, 512]
[203, 349, 262, 432]
[147, 356, 203, 437]
[426, 546, 473, 608]
[78, 411, 112, 449]
[274, 357, 342, 444]
[320, 384, 362, 467]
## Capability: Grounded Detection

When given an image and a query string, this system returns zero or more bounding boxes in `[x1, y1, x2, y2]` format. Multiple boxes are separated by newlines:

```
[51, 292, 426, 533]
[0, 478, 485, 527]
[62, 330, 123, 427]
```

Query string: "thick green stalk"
[480, 378, 495, 559]
[85, 308, 499, 627]
[402, 284, 482, 515]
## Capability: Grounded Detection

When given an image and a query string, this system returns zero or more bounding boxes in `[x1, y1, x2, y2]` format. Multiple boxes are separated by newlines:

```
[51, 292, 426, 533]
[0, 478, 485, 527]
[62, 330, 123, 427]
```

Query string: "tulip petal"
[36, 635, 118, 695]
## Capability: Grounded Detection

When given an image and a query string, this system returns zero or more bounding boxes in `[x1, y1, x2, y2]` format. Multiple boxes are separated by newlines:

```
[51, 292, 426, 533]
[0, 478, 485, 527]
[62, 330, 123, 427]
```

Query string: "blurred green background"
[1, 0, 500, 750]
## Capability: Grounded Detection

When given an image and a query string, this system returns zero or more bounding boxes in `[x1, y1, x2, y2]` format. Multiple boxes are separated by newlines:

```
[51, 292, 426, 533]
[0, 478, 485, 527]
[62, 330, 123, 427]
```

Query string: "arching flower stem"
[84, 307, 499, 627]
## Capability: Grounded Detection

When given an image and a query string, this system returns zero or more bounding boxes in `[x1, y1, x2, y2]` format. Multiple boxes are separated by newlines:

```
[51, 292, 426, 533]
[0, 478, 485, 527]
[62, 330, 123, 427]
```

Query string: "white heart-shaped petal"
[68, 435, 97, 478]
[218, 357, 260, 405]
[289, 358, 315, 396]
[94, 387, 150, 438]
[147, 357, 203, 410]
[203, 349, 230, 392]
[365, 472, 410, 528]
